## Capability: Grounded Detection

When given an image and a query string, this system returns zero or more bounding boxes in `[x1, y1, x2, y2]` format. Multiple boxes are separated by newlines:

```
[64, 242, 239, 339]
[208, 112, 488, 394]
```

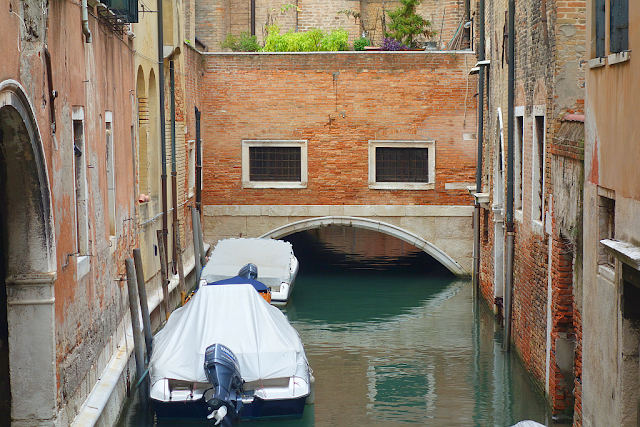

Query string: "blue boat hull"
[153, 394, 308, 421]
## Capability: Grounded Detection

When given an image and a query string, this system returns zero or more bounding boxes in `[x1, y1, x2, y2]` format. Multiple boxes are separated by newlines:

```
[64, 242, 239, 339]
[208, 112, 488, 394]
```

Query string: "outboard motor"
[204, 344, 244, 426]
[237, 263, 258, 280]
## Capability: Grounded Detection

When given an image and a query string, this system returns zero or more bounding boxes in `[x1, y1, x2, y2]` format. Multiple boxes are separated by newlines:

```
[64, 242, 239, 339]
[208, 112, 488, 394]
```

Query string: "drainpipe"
[473, 0, 486, 299]
[82, 0, 92, 42]
[157, 0, 168, 259]
[195, 107, 202, 212]
[170, 60, 177, 272]
[251, 0, 256, 36]
[503, 0, 516, 352]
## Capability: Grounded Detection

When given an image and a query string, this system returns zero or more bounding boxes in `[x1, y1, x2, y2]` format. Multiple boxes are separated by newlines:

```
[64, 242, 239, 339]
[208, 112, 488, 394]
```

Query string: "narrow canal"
[121, 227, 561, 427]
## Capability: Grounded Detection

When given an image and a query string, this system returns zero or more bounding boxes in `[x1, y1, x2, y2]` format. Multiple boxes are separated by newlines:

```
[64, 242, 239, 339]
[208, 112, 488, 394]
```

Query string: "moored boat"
[201, 238, 299, 305]
[149, 282, 312, 424]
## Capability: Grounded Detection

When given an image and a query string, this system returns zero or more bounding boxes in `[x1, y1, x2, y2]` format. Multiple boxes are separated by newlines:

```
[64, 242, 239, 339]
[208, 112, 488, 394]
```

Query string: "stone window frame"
[368, 140, 436, 190]
[241, 139, 308, 189]
[531, 106, 546, 226]
[72, 106, 91, 278]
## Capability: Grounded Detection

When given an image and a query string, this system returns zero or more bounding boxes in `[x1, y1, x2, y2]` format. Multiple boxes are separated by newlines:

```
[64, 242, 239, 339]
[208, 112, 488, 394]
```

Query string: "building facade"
[476, 0, 585, 423]
[582, 0, 639, 425]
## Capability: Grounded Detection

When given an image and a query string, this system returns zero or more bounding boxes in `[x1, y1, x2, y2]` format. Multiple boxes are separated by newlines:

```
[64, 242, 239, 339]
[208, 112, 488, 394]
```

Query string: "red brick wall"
[196, 51, 477, 207]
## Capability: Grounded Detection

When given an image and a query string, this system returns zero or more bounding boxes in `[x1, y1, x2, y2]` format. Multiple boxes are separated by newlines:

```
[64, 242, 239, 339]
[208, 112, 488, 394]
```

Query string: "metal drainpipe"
[82, 0, 92, 42]
[170, 60, 177, 272]
[195, 107, 202, 212]
[503, 0, 516, 352]
[251, 0, 256, 36]
[473, 0, 486, 300]
[157, 0, 168, 259]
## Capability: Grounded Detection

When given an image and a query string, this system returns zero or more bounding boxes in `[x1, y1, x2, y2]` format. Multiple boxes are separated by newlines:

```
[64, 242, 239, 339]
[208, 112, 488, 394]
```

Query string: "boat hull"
[152, 394, 308, 421]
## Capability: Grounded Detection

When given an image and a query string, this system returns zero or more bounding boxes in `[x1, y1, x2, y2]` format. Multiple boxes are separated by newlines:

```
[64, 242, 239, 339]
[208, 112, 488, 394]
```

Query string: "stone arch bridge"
[202, 205, 474, 277]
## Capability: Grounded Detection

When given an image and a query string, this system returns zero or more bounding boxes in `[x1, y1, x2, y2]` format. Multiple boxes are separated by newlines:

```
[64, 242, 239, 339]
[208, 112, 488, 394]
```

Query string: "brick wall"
[196, 51, 477, 207]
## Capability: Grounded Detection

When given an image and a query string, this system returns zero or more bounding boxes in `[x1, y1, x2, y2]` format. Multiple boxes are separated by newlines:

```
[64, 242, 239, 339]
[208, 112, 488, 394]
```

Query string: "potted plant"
[385, 0, 436, 49]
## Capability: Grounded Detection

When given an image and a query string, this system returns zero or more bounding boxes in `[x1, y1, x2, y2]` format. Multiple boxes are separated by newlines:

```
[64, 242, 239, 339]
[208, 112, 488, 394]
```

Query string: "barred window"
[368, 140, 435, 190]
[249, 147, 301, 181]
[242, 140, 308, 189]
[375, 147, 429, 183]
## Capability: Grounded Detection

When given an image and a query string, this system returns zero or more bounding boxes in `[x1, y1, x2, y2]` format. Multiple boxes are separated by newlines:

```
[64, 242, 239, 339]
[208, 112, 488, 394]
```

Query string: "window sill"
[77, 255, 90, 279]
[588, 57, 606, 69]
[243, 181, 307, 189]
[608, 51, 630, 66]
[531, 219, 544, 236]
[598, 264, 616, 283]
[369, 182, 435, 191]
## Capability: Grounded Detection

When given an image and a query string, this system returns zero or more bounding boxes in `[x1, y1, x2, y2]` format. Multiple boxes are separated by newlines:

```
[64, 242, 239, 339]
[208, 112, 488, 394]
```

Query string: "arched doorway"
[0, 80, 57, 425]
[260, 216, 468, 277]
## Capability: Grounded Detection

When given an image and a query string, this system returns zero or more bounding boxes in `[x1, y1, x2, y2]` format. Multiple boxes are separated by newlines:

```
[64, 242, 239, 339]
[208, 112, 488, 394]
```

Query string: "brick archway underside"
[260, 216, 468, 277]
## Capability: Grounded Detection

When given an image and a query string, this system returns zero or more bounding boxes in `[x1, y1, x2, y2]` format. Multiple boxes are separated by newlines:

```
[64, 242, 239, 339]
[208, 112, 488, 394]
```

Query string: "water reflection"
[120, 227, 557, 427]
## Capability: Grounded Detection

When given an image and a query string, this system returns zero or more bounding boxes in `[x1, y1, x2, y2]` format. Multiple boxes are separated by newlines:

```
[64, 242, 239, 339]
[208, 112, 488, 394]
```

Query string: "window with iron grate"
[368, 140, 435, 190]
[242, 140, 307, 189]
[249, 146, 301, 182]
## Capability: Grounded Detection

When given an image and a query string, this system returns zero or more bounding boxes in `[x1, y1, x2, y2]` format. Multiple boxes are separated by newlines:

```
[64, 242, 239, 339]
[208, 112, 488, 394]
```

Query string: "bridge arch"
[260, 216, 468, 277]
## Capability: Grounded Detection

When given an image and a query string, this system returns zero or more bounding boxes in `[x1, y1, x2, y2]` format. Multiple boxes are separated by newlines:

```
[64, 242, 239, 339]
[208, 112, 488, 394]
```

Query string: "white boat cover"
[150, 284, 308, 385]
[201, 238, 293, 289]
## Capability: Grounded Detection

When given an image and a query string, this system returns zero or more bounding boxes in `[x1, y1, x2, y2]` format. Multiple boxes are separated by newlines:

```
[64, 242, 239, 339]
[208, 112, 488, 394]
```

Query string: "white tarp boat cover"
[201, 238, 293, 289]
[150, 284, 308, 385]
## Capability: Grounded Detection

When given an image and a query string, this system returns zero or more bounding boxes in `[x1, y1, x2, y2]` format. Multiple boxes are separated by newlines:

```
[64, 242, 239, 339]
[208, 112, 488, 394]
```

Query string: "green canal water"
[121, 227, 561, 427]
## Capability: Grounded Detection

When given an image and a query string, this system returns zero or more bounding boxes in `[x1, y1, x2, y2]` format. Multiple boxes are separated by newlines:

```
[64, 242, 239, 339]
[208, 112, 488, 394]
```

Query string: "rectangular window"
[249, 147, 301, 181]
[72, 106, 89, 255]
[188, 140, 196, 195]
[106, 112, 116, 237]
[375, 147, 429, 183]
[241, 140, 307, 189]
[515, 115, 524, 211]
[532, 115, 545, 222]
[369, 140, 435, 190]
[598, 195, 615, 269]
[610, 0, 628, 53]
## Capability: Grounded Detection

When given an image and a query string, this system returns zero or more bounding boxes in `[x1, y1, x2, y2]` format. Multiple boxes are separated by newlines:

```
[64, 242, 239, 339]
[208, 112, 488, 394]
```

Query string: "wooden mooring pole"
[174, 219, 186, 304]
[132, 248, 153, 357]
[191, 207, 202, 283]
[125, 258, 149, 413]
[157, 229, 170, 321]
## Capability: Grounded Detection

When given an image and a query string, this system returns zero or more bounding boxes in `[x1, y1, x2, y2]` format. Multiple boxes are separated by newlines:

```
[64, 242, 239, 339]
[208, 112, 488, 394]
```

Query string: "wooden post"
[157, 229, 170, 321]
[132, 248, 153, 357]
[197, 209, 206, 267]
[125, 258, 149, 412]
[191, 207, 202, 284]
[174, 219, 186, 304]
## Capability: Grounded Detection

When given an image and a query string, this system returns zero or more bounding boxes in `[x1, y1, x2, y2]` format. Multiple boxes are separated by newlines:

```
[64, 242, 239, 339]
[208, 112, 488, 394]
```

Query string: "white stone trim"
[203, 204, 474, 217]
[368, 140, 435, 190]
[241, 139, 308, 189]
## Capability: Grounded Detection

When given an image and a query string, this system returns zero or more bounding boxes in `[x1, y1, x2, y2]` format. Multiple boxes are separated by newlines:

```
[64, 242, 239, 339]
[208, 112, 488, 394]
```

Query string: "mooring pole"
[125, 258, 148, 412]
[174, 219, 187, 304]
[192, 207, 202, 284]
[132, 249, 152, 357]
[157, 229, 170, 320]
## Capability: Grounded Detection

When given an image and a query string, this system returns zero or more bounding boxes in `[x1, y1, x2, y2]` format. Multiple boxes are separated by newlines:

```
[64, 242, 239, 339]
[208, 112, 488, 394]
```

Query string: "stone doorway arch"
[0, 80, 57, 426]
[260, 216, 468, 277]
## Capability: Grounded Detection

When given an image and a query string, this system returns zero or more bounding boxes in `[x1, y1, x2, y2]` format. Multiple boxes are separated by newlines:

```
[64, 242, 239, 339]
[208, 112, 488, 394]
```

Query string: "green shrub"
[221, 31, 261, 52]
[385, 0, 436, 48]
[353, 36, 371, 51]
[262, 25, 349, 52]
